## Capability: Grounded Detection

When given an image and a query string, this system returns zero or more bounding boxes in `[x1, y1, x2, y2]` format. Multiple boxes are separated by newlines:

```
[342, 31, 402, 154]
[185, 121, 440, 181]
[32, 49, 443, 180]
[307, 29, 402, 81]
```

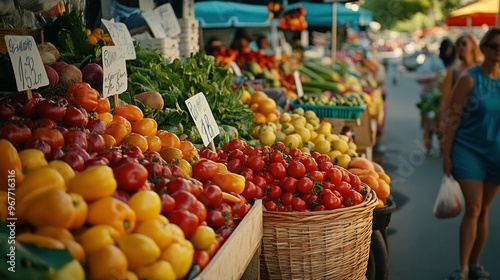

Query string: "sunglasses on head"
[487, 43, 500, 50]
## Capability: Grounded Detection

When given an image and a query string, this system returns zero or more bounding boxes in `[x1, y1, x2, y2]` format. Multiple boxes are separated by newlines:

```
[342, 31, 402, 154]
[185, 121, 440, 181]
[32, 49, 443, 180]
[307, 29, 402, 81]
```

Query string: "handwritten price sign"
[5, 35, 49, 92]
[185, 93, 220, 147]
[101, 19, 136, 60]
[102, 46, 128, 98]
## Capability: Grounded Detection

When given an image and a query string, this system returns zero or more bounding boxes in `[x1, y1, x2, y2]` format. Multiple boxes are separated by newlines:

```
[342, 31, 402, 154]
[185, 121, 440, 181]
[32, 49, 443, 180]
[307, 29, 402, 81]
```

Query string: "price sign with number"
[293, 70, 304, 98]
[5, 35, 49, 92]
[143, 10, 166, 38]
[185, 92, 220, 147]
[154, 3, 181, 37]
[102, 46, 128, 98]
[101, 19, 136, 60]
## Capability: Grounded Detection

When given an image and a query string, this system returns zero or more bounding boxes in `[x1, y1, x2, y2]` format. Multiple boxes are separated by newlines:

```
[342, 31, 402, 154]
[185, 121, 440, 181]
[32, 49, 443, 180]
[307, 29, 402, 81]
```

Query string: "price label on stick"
[101, 19, 136, 60]
[102, 46, 128, 98]
[294, 70, 304, 98]
[143, 10, 166, 38]
[5, 35, 49, 92]
[185, 92, 220, 147]
[154, 3, 181, 37]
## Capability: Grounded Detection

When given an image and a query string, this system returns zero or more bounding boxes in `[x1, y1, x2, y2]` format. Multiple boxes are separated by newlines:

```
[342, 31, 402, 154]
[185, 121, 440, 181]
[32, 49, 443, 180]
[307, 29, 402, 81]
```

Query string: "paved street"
[379, 69, 500, 280]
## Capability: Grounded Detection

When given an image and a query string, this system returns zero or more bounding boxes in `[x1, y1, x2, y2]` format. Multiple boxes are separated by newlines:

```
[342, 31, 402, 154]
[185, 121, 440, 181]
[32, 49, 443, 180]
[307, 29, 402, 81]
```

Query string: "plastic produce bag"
[433, 176, 465, 218]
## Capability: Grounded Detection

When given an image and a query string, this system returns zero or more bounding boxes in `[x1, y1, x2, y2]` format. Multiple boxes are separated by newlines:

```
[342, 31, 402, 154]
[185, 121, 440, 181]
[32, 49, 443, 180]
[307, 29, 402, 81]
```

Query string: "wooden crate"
[0, 28, 43, 54]
[194, 200, 263, 280]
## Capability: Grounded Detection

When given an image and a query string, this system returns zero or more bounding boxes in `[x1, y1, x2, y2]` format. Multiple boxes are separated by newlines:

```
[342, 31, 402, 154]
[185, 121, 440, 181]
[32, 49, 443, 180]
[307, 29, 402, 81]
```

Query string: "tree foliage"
[362, 0, 432, 29]
[440, 0, 461, 17]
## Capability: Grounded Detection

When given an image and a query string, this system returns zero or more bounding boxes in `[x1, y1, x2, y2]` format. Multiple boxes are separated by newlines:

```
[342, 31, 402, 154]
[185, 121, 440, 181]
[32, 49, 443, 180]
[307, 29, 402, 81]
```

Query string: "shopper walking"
[439, 34, 482, 131]
[442, 28, 500, 280]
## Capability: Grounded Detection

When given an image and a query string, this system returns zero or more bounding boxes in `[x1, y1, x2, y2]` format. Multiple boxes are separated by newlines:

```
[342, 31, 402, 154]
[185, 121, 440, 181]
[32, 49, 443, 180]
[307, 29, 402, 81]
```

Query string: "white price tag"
[185, 92, 220, 147]
[294, 70, 304, 98]
[143, 10, 166, 38]
[139, 0, 155, 11]
[5, 35, 49, 92]
[102, 46, 128, 98]
[101, 19, 136, 60]
[154, 3, 181, 37]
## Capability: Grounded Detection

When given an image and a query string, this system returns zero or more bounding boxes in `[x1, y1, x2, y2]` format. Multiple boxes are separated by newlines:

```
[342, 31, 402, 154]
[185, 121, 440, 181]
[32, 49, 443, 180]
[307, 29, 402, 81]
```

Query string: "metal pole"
[332, 2, 337, 63]
[497, 0, 500, 26]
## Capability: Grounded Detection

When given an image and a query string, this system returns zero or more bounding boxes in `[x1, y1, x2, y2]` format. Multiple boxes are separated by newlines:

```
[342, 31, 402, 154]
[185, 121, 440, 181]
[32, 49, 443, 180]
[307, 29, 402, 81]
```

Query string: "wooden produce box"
[194, 200, 263, 280]
[325, 110, 377, 160]
[0, 28, 44, 54]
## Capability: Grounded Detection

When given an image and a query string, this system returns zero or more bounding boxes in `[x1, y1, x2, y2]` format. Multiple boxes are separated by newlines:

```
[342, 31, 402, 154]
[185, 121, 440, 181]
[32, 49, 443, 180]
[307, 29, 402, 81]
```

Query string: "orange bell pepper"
[212, 173, 245, 194]
[0, 139, 23, 191]
[86, 197, 136, 235]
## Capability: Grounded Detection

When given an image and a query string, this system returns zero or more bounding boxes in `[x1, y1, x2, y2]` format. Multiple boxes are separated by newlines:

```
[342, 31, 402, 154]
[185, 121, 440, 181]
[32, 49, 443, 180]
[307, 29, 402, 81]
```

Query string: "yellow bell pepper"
[117, 233, 161, 270]
[75, 225, 121, 254]
[86, 245, 128, 280]
[19, 148, 47, 173]
[87, 197, 136, 235]
[160, 241, 194, 279]
[47, 160, 75, 185]
[135, 260, 176, 280]
[0, 139, 23, 191]
[128, 191, 162, 223]
[135, 215, 173, 250]
[67, 165, 117, 202]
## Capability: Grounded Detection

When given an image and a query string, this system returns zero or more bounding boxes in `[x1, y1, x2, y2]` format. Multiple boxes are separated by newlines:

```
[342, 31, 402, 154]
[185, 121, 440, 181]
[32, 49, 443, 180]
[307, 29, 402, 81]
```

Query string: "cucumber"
[302, 86, 323, 94]
[299, 67, 325, 82]
[303, 61, 338, 82]
[303, 81, 345, 92]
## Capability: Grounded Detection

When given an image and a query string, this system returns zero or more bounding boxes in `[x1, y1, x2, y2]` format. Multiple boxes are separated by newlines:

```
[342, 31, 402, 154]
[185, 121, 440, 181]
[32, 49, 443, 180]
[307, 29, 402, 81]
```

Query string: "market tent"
[288, 2, 373, 27]
[445, 0, 498, 26]
[195, 1, 271, 28]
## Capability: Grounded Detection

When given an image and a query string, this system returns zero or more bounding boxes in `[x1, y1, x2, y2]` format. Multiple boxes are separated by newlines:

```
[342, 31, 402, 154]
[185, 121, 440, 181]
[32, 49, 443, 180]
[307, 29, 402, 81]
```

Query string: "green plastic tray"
[291, 102, 366, 119]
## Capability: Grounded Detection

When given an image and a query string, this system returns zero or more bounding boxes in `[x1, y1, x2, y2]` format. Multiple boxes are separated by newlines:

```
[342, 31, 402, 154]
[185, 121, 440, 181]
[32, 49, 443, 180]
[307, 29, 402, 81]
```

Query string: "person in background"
[230, 28, 253, 53]
[439, 34, 482, 132]
[416, 46, 445, 156]
[442, 28, 500, 280]
[256, 35, 274, 55]
[204, 37, 223, 55]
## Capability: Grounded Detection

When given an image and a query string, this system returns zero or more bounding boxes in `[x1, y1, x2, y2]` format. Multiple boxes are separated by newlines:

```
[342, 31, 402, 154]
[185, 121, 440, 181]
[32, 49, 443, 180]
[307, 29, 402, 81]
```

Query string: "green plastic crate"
[291, 102, 366, 119]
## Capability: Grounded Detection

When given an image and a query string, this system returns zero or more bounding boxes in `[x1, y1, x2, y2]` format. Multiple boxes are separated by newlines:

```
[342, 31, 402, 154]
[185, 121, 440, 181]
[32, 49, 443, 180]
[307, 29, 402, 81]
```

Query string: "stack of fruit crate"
[179, 0, 200, 57]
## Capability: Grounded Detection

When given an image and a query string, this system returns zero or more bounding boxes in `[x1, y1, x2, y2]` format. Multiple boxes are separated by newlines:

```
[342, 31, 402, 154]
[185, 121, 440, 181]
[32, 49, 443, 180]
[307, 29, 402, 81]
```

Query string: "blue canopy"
[288, 2, 373, 27]
[195, 1, 272, 28]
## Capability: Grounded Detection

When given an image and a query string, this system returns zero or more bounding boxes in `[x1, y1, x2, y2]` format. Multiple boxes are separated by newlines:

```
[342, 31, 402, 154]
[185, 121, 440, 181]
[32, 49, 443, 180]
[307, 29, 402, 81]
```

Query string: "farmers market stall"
[0, 1, 395, 279]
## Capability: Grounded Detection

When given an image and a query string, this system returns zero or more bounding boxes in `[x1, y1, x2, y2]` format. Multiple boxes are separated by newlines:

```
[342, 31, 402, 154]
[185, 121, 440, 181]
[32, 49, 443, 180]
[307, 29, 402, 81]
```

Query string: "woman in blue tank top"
[442, 28, 500, 280]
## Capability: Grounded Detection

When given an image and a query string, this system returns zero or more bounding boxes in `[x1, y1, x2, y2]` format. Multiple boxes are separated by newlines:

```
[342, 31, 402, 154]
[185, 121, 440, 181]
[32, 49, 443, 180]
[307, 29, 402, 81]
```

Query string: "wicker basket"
[261, 188, 378, 280]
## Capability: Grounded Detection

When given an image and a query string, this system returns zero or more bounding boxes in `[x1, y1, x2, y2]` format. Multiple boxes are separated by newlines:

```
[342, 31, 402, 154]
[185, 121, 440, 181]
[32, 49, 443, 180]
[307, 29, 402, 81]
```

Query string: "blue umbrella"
[195, 1, 272, 28]
[288, 1, 373, 27]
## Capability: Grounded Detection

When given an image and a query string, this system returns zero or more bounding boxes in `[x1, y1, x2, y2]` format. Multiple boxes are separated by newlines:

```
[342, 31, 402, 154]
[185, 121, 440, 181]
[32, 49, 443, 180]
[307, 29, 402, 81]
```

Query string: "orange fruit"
[146, 135, 162, 153]
[258, 98, 276, 115]
[250, 103, 259, 112]
[160, 147, 183, 164]
[251, 91, 268, 104]
[266, 112, 278, 123]
[102, 134, 117, 148]
[253, 112, 267, 125]
[88, 34, 98, 45]
[92, 28, 104, 39]
[156, 130, 180, 148]
[122, 133, 149, 153]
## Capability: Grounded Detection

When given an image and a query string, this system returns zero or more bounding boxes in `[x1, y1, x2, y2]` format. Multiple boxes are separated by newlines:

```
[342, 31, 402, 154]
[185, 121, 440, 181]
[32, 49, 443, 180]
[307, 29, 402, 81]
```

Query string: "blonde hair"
[456, 34, 482, 63]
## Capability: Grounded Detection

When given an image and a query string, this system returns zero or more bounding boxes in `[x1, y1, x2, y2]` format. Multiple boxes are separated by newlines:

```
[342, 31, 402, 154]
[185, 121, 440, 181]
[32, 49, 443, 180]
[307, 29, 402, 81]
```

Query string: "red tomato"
[84, 156, 110, 168]
[267, 185, 282, 199]
[198, 184, 223, 208]
[0, 123, 32, 145]
[167, 209, 199, 238]
[229, 149, 244, 160]
[193, 250, 210, 270]
[171, 190, 198, 212]
[254, 186, 264, 199]
[194, 201, 207, 223]
[66, 144, 91, 161]
[36, 99, 66, 122]
[49, 147, 65, 160]
[63, 105, 89, 128]
[264, 200, 277, 211]
[142, 161, 163, 178]
[66, 82, 99, 111]
[123, 145, 144, 159]
[87, 133, 106, 154]
[206, 209, 227, 228]
[300, 156, 318, 173]
[291, 197, 307, 211]
[272, 141, 287, 151]
[192, 159, 219, 182]
[282, 177, 298, 193]
[227, 158, 242, 173]
[288, 148, 302, 158]
[160, 193, 176, 215]
[113, 161, 148, 192]
[222, 139, 246, 151]
[0, 102, 16, 121]
[353, 183, 369, 197]
[287, 160, 306, 179]
[281, 192, 295, 206]
[166, 178, 193, 195]
[32, 127, 64, 150]
[268, 162, 286, 179]
[309, 170, 324, 182]
[228, 197, 251, 219]
[199, 148, 219, 162]
[297, 177, 313, 194]
[326, 167, 343, 185]
[240, 168, 254, 182]
[349, 173, 362, 189]
[344, 189, 364, 207]
[60, 151, 85, 172]
[241, 181, 257, 202]
[335, 181, 352, 196]
[316, 154, 331, 165]
[269, 149, 284, 163]
[111, 190, 130, 203]
[22, 97, 41, 118]
[323, 181, 335, 191]
[86, 117, 106, 135]
[247, 155, 265, 172]
[252, 175, 267, 189]
[319, 189, 342, 210]
[63, 130, 88, 150]
[23, 138, 51, 159]
[216, 224, 235, 240]
[319, 161, 335, 172]
[314, 205, 327, 211]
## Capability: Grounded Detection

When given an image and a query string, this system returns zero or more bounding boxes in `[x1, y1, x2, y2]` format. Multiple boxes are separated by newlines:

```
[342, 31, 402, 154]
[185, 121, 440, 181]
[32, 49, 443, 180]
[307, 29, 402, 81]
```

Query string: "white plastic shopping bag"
[433, 175, 465, 219]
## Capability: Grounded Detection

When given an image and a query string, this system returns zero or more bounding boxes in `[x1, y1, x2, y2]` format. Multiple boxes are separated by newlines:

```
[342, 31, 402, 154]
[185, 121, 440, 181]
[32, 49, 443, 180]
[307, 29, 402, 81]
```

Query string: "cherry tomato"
[319, 189, 342, 210]
[193, 250, 210, 270]
[0, 123, 32, 145]
[241, 181, 257, 201]
[282, 177, 298, 193]
[335, 181, 352, 196]
[247, 155, 265, 172]
[167, 209, 199, 238]
[197, 185, 223, 208]
[264, 200, 277, 211]
[32, 127, 64, 150]
[326, 167, 343, 185]
[297, 177, 313, 194]
[301, 156, 318, 173]
[267, 185, 282, 199]
[287, 160, 306, 179]
[268, 162, 286, 179]
[344, 189, 364, 207]
[63, 105, 89, 128]
[113, 161, 148, 192]
[309, 170, 324, 182]
[281, 192, 295, 206]
[291, 197, 307, 211]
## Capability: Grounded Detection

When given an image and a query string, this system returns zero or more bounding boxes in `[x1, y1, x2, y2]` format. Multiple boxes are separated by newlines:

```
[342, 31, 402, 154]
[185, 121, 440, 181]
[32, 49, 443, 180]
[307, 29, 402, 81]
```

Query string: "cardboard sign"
[185, 92, 220, 147]
[143, 10, 166, 38]
[154, 3, 181, 37]
[139, 0, 155, 11]
[5, 35, 49, 92]
[102, 46, 128, 98]
[293, 70, 304, 98]
[101, 19, 136, 60]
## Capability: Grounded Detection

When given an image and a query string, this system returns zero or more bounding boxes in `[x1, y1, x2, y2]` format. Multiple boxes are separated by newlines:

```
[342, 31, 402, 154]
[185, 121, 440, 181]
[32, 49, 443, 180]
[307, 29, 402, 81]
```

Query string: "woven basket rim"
[262, 184, 379, 217]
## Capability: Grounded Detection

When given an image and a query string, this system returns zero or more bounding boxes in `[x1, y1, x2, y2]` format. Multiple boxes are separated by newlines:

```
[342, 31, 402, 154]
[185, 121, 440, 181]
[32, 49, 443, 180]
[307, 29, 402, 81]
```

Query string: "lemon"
[328, 150, 343, 161]
[335, 154, 351, 169]
[332, 139, 349, 154]
[339, 135, 350, 142]
[259, 130, 276, 146]
[312, 134, 326, 144]
[291, 133, 303, 147]
[308, 119, 320, 130]
[275, 131, 287, 142]
[304, 110, 318, 121]
[281, 123, 295, 135]
[316, 122, 332, 135]
[305, 123, 314, 132]
[348, 142, 357, 151]
[346, 149, 358, 157]
[300, 147, 311, 154]
[314, 140, 331, 154]
[325, 133, 339, 142]
[293, 107, 305, 116]
[305, 141, 315, 151]
[295, 127, 311, 143]
[310, 130, 318, 140]
[292, 117, 306, 129]
[284, 134, 300, 149]
[279, 112, 292, 123]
